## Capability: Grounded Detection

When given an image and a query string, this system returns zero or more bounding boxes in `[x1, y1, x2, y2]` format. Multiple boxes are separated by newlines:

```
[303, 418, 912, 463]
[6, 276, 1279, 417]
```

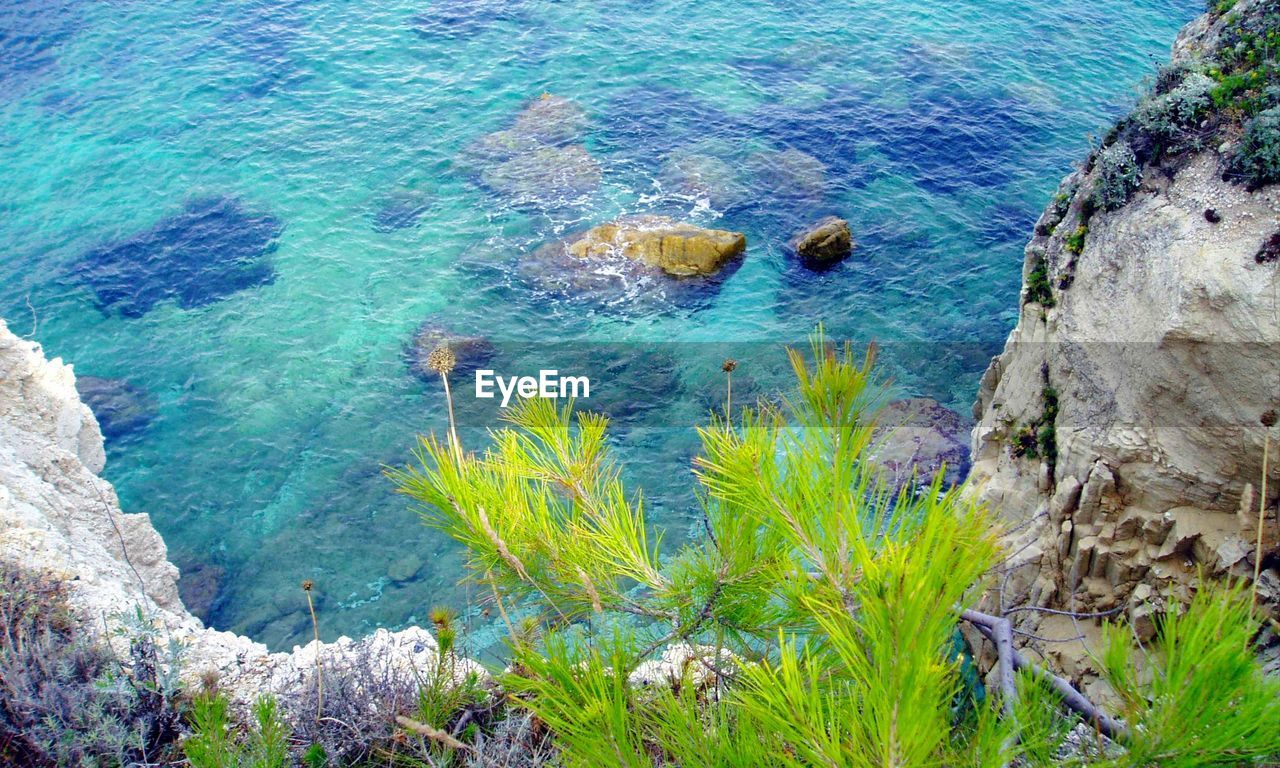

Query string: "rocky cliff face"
[0, 319, 471, 710]
[970, 3, 1280, 685]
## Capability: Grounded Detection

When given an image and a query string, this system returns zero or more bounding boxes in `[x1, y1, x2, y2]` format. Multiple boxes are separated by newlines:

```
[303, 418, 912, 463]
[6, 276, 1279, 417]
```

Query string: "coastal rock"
[873, 398, 970, 488]
[74, 376, 158, 441]
[969, 142, 1280, 687]
[405, 321, 495, 381]
[789, 216, 854, 267]
[565, 215, 746, 277]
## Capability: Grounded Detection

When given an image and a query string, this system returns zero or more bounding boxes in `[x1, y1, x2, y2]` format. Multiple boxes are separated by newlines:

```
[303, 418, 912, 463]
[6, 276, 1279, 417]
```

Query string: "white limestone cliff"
[0, 320, 479, 712]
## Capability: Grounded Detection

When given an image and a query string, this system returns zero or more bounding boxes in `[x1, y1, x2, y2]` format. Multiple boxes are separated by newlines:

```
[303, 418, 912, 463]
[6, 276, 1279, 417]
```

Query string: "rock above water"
[405, 321, 495, 381]
[789, 216, 854, 267]
[872, 398, 970, 488]
[78, 196, 280, 318]
[566, 216, 746, 277]
[74, 376, 158, 441]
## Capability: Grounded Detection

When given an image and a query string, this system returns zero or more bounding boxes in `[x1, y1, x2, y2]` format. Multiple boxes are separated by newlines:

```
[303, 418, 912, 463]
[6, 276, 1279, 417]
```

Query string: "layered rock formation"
[969, 3, 1280, 686]
[0, 320, 479, 712]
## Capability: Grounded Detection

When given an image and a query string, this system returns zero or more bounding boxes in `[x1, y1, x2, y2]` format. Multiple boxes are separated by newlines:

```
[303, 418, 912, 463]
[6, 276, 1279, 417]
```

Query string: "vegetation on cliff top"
[387, 330, 1280, 767]
[4, 331, 1280, 765]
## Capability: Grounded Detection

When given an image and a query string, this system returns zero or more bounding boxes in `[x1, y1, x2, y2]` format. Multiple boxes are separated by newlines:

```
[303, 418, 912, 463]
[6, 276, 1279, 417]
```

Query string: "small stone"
[788, 216, 854, 267]
[387, 555, 424, 583]
[1204, 208, 1221, 223]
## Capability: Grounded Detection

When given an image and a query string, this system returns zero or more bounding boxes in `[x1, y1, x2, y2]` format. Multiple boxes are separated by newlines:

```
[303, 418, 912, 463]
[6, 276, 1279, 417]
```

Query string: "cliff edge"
[0, 319, 469, 710]
[970, 0, 1280, 686]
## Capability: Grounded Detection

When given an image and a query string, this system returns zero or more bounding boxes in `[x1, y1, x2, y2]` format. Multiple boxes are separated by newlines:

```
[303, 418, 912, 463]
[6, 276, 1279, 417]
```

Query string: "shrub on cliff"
[1091, 141, 1142, 211]
[1233, 105, 1280, 187]
[0, 562, 184, 766]
[1132, 71, 1215, 143]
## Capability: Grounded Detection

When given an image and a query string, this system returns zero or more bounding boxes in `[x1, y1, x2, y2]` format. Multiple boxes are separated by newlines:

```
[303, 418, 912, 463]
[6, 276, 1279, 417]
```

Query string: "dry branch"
[961, 609, 1128, 741]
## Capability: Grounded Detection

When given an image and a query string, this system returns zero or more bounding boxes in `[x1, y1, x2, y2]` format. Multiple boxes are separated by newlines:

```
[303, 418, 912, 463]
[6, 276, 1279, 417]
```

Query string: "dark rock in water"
[387, 555, 425, 583]
[789, 216, 854, 268]
[871, 398, 971, 488]
[405, 320, 496, 381]
[510, 94, 588, 146]
[0, 0, 82, 99]
[177, 561, 225, 623]
[479, 144, 602, 205]
[78, 197, 280, 318]
[74, 376, 158, 440]
[412, 0, 527, 39]
[598, 87, 748, 170]
[371, 191, 433, 232]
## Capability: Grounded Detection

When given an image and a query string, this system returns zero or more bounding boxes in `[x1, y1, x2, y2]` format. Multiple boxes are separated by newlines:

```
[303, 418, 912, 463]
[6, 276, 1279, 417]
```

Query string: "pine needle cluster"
[390, 329, 1280, 767]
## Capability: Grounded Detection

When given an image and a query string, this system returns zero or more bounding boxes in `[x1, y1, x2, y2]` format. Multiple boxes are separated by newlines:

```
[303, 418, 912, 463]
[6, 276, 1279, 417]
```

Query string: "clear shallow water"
[1, 0, 1198, 651]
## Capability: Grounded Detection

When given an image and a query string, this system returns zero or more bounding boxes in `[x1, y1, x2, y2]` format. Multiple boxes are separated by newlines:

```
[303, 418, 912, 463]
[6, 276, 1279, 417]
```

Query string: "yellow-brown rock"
[565, 216, 746, 276]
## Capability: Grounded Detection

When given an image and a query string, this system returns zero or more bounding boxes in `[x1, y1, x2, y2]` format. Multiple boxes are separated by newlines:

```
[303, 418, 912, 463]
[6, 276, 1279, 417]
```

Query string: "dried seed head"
[301, 579, 314, 592]
[426, 346, 457, 375]
[722, 359, 738, 373]
[1263, 410, 1278, 428]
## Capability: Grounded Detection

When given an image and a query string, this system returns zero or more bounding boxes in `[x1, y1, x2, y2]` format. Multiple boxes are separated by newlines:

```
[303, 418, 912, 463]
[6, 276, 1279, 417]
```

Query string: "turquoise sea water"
[1, 0, 1198, 652]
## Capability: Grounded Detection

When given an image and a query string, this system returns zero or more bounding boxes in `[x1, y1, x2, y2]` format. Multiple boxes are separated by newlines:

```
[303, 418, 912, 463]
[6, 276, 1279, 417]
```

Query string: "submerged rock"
[411, 0, 527, 39]
[463, 95, 602, 206]
[78, 196, 280, 318]
[510, 94, 589, 145]
[371, 190, 433, 232]
[177, 561, 225, 623]
[405, 320, 495, 381]
[74, 376, 158, 441]
[747, 148, 827, 201]
[387, 555, 425, 583]
[872, 398, 970, 488]
[479, 144, 602, 204]
[657, 152, 750, 211]
[565, 216, 746, 277]
[789, 216, 854, 267]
